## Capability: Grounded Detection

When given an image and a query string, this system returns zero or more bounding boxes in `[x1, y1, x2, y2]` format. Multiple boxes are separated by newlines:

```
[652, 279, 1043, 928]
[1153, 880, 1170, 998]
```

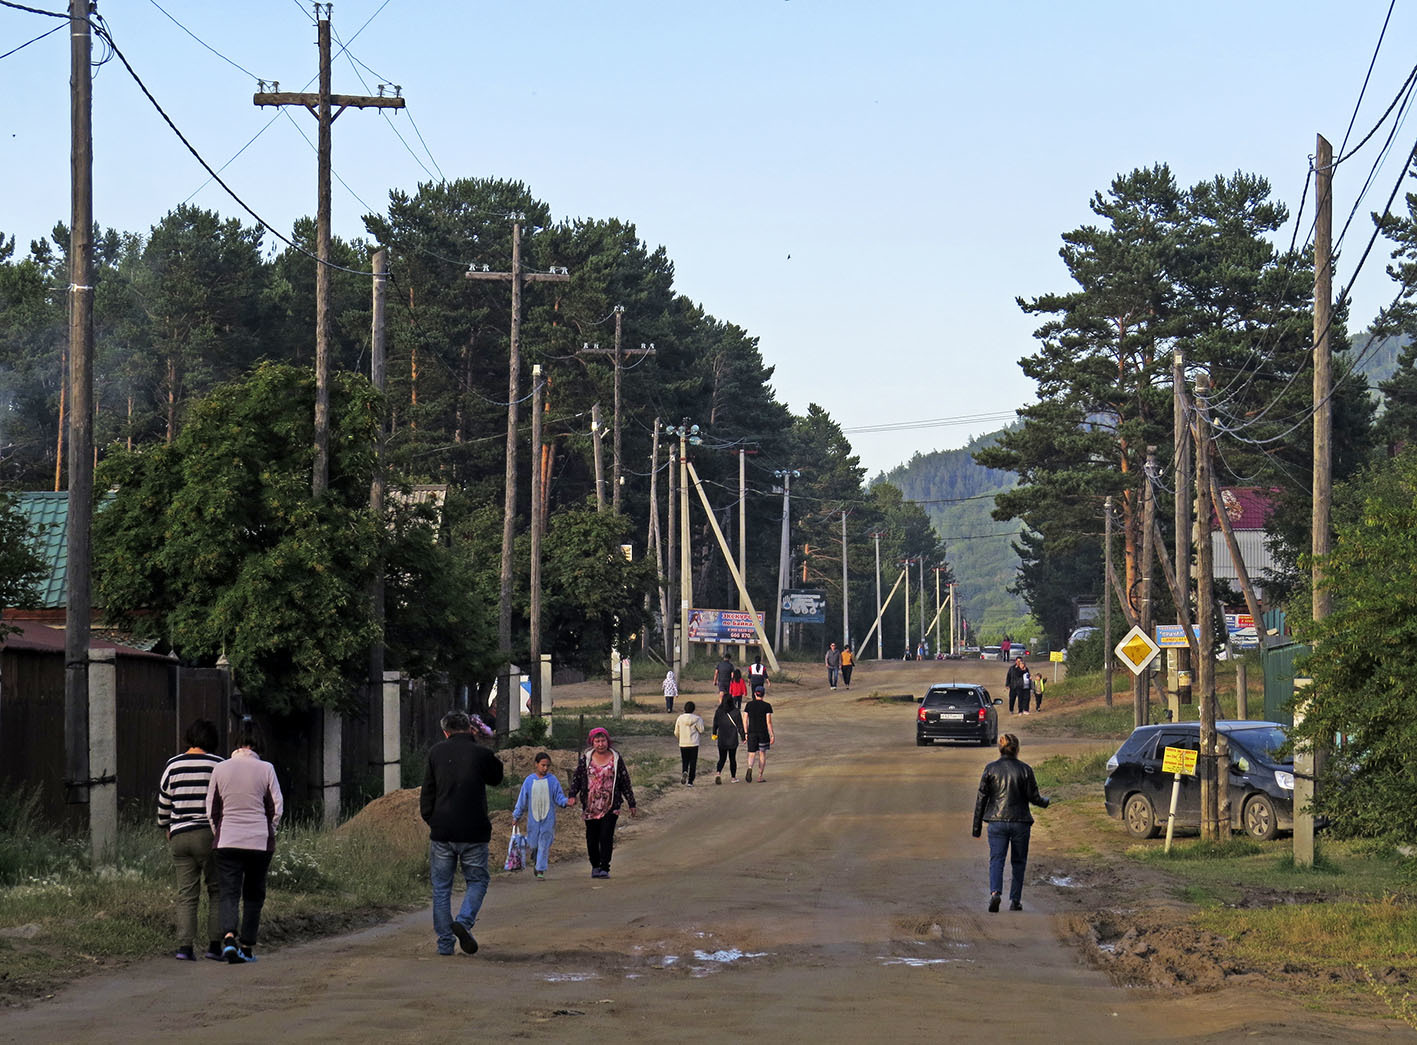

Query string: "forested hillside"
[876, 429, 1028, 642]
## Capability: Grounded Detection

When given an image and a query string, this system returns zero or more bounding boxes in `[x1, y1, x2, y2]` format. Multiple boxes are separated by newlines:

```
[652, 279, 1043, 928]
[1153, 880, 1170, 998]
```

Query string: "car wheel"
[1123, 793, 1159, 839]
[1243, 794, 1279, 841]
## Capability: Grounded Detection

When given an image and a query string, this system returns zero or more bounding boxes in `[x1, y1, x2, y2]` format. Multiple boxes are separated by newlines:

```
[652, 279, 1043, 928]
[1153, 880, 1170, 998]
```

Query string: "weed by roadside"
[1033, 750, 1111, 788]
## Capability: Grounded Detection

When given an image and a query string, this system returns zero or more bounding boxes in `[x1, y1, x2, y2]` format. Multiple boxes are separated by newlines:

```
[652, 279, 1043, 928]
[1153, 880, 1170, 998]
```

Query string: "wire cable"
[0, 18, 61, 60]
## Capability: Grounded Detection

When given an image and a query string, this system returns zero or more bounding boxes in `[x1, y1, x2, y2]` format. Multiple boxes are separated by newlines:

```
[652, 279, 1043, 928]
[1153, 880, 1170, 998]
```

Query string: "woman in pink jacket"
[205, 721, 283, 964]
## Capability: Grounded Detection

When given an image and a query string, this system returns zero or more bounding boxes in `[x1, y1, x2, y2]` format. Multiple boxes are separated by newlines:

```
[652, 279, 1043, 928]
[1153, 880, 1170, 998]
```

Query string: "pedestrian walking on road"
[971, 733, 1049, 913]
[714, 654, 734, 701]
[158, 718, 224, 962]
[421, 710, 505, 956]
[206, 720, 283, 964]
[570, 727, 638, 878]
[1006, 657, 1030, 715]
[746, 655, 769, 703]
[663, 669, 678, 714]
[840, 644, 854, 689]
[512, 752, 574, 880]
[728, 668, 748, 709]
[712, 692, 744, 784]
[1032, 673, 1045, 712]
[674, 701, 706, 786]
[743, 688, 775, 782]
[825, 642, 842, 690]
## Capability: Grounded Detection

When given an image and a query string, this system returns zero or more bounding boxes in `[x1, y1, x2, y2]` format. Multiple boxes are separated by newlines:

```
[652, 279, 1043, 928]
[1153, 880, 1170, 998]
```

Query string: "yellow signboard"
[1161, 746, 1199, 775]
[1114, 624, 1160, 676]
[1049, 650, 1064, 663]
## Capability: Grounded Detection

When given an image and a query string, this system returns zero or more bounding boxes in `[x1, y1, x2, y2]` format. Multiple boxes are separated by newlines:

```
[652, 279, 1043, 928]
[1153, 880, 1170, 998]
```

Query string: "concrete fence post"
[88, 647, 117, 866]
[382, 671, 402, 795]
[322, 708, 342, 827]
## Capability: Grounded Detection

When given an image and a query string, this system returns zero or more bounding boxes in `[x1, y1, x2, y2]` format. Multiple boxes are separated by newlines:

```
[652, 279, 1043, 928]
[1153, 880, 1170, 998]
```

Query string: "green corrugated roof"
[14, 491, 69, 609]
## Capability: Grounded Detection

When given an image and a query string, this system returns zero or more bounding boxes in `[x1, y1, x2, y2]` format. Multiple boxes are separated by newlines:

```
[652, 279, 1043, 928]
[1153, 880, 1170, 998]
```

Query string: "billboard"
[688, 609, 766, 644]
[780, 589, 826, 623]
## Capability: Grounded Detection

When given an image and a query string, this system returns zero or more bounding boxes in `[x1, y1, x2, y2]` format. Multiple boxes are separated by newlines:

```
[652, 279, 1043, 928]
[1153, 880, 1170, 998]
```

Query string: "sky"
[3, 1, 1416, 477]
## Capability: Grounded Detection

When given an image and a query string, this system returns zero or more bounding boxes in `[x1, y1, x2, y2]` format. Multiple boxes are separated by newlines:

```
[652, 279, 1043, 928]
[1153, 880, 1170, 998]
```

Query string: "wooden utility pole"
[1313, 133, 1334, 623]
[871, 531, 885, 659]
[65, 0, 94, 811]
[253, 10, 404, 497]
[667, 439, 678, 665]
[368, 249, 387, 699]
[679, 427, 692, 677]
[465, 221, 571, 659]
[1195, 371, 1218, 841]
[529, 364, 545, 715]
[579, 321, 655, 514]
[1173, 349, 1192, 706]
[591, 403, 606, 512]
[739, 449, 748, 662]
[647, 418, 666, 657]
[1137, 447, 1157, 727]
[841, 510, 850, 649]
[1104, 496, 1114, 708]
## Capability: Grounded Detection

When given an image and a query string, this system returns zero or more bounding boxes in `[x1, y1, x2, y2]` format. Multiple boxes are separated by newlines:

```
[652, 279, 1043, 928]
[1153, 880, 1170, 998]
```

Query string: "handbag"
[504, 830, 525, 872]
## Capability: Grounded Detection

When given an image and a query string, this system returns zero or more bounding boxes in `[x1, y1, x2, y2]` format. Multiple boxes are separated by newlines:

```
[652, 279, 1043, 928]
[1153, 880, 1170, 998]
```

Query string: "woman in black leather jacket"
[971, 733, 1049, 912]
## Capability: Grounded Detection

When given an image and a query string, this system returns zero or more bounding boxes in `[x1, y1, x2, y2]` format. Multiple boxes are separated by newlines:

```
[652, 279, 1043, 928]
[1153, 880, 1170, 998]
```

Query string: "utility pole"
[65, 0, 94, 816]
[840, 510, 850, 648]
[948, 581, 956, 655]
[773, 469, 799, 650]
[591, 403, 606, 512]
[368, 248, 387, 713]
[579, 321, 654, 513]
[667, 423, 700, 675]
[933, 566, 944, 655]
[917, 558, 926, 650]
[529, 365, 545, 716]
[739, 450, 748, 662]
[648, 418, 666, 658]
[1138, 446, 1158, 728]
[900, 558, 914, 657]
[253, 8, 405, 497]
[666, 436, 678, 666]
[1313, 133, 1334, 623]
[1195, 371, 1218, 841]
[465, 221, 571, 661]
[1173, 349, 1192, 708]
[1104, 496, 1114, 709]
[871, 531, 885, 659]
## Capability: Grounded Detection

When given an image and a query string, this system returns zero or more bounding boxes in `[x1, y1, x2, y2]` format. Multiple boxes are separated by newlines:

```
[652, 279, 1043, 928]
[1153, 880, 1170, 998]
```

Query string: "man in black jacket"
[1005, 656, 1030, 715]
[971, 733, 1049, 913]
[421, 710, 505, 955]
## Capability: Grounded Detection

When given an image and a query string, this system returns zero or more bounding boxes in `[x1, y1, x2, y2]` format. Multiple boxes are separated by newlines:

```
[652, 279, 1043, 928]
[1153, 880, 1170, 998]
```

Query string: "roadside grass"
[548, 709, 675, 741]
[1033, 750, 1111, 789]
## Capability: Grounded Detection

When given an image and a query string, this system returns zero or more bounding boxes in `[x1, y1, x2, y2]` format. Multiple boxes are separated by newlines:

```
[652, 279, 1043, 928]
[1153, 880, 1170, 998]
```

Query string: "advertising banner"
[688, 609, 766, 644]
[780, 589, 827, 623]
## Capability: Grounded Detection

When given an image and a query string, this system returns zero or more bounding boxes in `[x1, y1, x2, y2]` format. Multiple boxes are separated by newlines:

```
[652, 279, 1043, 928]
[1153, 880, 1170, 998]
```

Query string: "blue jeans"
[987, 821, 1031, 903]
[827, 667, 839, 687]
[430, 841, 490, 954]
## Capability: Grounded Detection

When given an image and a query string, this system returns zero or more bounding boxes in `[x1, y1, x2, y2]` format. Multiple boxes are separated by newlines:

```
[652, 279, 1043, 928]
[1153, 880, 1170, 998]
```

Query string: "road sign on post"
[1161, 744, 1199, 852]
[1115, 625, 1161, 676]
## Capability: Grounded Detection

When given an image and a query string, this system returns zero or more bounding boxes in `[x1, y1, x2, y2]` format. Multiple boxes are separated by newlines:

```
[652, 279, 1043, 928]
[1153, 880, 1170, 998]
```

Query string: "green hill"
[874, 429, 1029, 641]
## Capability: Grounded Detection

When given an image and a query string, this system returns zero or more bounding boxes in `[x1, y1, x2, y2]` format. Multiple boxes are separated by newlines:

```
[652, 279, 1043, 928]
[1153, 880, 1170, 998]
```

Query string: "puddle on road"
[692, 948, 770, 963]
[543, 972, 597, 982]
[878, 955, 971, 968]
[1049, 875, 1077, 887]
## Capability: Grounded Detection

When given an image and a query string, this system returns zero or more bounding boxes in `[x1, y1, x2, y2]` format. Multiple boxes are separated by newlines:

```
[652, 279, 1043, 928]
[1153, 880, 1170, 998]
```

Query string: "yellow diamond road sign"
[1115, 625, 1160, 676]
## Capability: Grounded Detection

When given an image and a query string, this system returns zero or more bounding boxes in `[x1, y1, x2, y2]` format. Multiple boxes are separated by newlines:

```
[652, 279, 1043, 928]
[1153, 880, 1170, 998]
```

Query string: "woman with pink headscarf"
[569, 727, 638, 878]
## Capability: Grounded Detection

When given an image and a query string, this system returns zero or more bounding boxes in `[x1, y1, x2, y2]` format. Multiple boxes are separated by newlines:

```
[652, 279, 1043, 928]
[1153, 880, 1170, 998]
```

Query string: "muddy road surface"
[0, 661, 1400, 1042]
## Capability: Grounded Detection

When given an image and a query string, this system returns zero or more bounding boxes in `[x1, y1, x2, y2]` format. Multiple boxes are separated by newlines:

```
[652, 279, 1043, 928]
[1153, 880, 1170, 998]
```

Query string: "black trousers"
[215, 847, 273, 946]
[841, 664, 853, 686]
[585, 813, 618, 871]
[680, 746, 699, 783]
[1009, 688, 1028, 713]
[716, 743, 738, 777]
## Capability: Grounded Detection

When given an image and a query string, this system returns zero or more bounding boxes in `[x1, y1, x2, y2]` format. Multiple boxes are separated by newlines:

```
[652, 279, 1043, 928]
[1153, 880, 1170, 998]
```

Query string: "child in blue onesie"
[512, 752, 574, 879]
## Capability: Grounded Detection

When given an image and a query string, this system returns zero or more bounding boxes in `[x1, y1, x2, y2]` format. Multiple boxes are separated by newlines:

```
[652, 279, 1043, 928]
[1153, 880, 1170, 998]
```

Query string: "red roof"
[1212, 487, 1277, 531]
[2, 619, 170, 660]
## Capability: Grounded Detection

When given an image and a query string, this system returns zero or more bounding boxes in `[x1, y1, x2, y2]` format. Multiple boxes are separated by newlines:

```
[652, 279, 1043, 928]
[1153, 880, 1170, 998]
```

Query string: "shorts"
[746, 735, 771, 752]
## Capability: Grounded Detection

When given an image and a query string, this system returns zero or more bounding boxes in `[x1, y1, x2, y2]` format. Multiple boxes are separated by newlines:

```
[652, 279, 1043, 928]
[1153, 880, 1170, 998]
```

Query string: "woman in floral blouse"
[569, 727, 637, 879]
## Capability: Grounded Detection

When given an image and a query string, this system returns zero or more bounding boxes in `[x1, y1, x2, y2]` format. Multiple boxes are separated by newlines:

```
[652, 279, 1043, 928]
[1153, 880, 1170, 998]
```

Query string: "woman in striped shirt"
[157, 719, 224, 961]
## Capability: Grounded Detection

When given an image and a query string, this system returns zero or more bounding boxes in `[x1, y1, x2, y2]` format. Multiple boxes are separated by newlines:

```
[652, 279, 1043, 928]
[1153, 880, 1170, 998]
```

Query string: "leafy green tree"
[0, 492, 45, 631]
[1292, 448, 1417, 841]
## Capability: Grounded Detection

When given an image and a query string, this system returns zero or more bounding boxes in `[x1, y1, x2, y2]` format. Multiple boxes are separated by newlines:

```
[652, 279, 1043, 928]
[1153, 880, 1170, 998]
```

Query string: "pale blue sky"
[3, 1, 1414, 474]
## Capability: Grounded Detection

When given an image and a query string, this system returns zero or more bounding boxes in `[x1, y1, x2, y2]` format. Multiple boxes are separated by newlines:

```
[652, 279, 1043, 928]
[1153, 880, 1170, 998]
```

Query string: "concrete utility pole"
[933, 566, 945, 655]
[529, 364, 545, 716]
[871, 531, 885, 659]
[647, 418, 667, 658]
[1173, 349, 1192, 707]
[666, 422, 700, 676]
[773, 469, 799, 650]
[739, 450, 749, 662]
[65, 0, 94, 815]
[465, 221, 571, 662]
[591, 403, 606, 512]
[1104, 496, 1115, 709]
[253, 9, 404, 497]
[1313, 133, 1334, 623]
[840, 510, 850, 648]
[917, 559, 926, 649]
[579, 319, 654, 513]
[900, 559, 914, 657]
[949, 581, 957, 655]
[1195, 372, 1219, 841]
[667, 438, 678, 666]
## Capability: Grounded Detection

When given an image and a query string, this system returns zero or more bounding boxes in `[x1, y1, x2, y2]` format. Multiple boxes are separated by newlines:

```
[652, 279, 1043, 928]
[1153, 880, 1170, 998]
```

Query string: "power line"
[841, 410, 1017, 435]
[144, 0, 265, 82]
[0, 19, 61, 61]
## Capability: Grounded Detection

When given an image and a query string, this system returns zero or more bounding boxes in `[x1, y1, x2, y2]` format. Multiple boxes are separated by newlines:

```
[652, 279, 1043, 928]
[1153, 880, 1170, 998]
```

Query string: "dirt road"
[0, 660, 1401, 1042]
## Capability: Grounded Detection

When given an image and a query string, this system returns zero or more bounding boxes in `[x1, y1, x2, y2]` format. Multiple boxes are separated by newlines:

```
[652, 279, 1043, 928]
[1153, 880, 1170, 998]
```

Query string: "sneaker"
[238, 947, 257, 962]
[682, 770, 689, 785]
[222, 934, 242, 963]
[1009, 900, 1023, 911]
[988, 893, 1001, 913]
[729, 777, 738, 783]
[715, 774, 722, 785]
[203, 943, 224, 962]
[591, 868, 607, 879]
[450, 921, 478, 955]
[686, 781, 694, 787]
[175, 945, 195, 961]
[745, 768, 753, 783]
[534, 870, 545, 880]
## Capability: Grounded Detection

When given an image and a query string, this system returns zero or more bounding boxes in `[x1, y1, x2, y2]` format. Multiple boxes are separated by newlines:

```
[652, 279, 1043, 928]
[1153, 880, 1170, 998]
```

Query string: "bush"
[1067, 629, 1106, 673]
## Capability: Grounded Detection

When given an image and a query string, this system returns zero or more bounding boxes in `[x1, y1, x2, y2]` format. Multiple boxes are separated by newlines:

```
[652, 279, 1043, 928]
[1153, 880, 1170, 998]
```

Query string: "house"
[11, 491, 70, 623]
[1211, 486, 1278, 603]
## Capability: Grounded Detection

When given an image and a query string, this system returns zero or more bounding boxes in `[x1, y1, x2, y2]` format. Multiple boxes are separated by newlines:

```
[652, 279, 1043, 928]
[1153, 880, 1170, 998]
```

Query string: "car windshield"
[1228, 725, 1290, 764]
[925, 690, 978, 708]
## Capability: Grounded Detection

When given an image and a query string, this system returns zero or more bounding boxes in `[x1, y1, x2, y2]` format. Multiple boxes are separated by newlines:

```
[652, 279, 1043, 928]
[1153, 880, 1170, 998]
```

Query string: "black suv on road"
[916, 684, 1001, 747]
[1103, 720, 1295, 840]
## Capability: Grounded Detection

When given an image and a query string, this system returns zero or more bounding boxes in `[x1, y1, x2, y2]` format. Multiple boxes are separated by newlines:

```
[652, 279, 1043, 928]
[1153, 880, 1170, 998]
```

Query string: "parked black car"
[916, 684, 1001, 747]
[1103, 721, 1295, 840]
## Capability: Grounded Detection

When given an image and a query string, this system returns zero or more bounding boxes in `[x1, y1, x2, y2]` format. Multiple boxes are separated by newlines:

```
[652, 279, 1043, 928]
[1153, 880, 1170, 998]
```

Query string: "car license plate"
[942, 713, 965, 721]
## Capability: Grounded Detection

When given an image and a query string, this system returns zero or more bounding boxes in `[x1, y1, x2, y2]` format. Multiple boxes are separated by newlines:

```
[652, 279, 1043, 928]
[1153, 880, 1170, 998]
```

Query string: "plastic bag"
[504, 831, 525, 872]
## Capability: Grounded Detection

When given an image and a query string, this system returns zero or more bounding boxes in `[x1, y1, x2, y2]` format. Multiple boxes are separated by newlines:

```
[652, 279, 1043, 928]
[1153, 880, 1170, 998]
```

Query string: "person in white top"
[205, 721, 283, 964]
[674, 701, 706, 786]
